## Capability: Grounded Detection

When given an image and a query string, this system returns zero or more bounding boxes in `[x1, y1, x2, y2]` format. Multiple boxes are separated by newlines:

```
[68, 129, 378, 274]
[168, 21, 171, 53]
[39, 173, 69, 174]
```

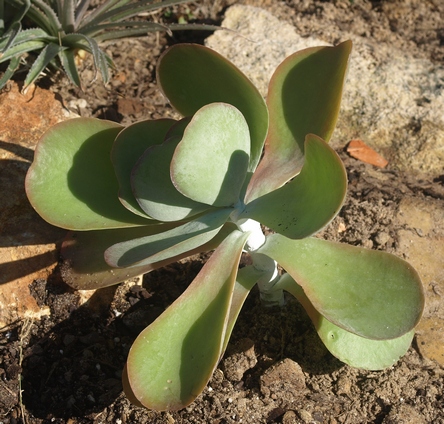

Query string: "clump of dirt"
[1, 1, 443, 423]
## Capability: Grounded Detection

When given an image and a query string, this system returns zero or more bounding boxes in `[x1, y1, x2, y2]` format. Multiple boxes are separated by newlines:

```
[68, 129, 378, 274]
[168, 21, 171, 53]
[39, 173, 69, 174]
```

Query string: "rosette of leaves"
[25, 41, 424, 411]
[0, 0, 216, 89]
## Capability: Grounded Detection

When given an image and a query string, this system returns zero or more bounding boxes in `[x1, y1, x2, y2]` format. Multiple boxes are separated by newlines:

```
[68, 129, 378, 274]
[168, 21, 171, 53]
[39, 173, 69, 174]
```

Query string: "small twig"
[0, 379, 16, 397]
[18, 318, 34, 424]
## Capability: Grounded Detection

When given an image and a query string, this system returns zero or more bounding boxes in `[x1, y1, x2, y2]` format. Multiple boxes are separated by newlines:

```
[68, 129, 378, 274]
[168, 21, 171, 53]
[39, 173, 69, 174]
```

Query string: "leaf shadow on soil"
[18, 255, 343, 421]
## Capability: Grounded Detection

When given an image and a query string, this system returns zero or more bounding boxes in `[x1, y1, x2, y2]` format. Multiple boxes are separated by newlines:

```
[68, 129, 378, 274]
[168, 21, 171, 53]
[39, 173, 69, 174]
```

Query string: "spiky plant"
[0, 0, 215, 89]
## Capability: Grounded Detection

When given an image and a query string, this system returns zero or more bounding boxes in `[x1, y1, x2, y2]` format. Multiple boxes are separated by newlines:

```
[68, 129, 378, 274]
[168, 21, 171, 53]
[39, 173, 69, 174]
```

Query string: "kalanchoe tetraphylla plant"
[0, 0, 216, 90]
[25, 41, 424, 411]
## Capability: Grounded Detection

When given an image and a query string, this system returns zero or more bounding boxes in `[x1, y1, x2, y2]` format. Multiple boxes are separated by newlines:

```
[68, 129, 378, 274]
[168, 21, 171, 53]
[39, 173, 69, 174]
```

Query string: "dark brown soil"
[1, 1, 443, 423]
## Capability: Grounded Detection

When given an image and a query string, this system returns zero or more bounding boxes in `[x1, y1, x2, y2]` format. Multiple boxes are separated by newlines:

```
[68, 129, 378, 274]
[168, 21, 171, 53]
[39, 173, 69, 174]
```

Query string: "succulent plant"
[0, 0, 216, 89]
[25, 41, 424, 411]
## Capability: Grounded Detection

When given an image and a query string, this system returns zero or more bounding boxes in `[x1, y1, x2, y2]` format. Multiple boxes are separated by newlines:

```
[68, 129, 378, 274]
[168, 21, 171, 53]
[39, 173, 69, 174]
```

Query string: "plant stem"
[237, 218, 284, 307]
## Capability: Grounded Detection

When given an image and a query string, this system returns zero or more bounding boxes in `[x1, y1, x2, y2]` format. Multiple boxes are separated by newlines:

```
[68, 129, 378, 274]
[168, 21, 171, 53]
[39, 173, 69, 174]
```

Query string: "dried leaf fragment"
[347, 139, 388, 168]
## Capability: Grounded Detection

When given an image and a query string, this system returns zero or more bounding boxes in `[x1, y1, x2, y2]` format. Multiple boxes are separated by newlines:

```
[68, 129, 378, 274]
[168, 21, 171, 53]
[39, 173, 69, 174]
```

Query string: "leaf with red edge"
[26, 118, 149, 230]
[112, 118, 177, 217]
[258, 234, 424, 340]
[157, 43, 268, 172]
[246, 41, 352, 202]
[242, 134, 347, 239]
[61, 222, 237, 290]
[125, 229, 249, 411]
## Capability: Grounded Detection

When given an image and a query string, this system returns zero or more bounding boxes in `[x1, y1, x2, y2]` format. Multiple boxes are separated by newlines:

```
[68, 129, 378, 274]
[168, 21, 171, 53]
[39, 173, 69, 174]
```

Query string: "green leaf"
[132, 135, 212, 222]
[246, 41, 352, 202]
[125, 229, 249, 411]
[242, 134, 347, 239]
[0, 28, 51, 52]
[80, 0, 196, 32]
[222, 265, 267, 353]
[157, 43, 268, 172]
[59, 48, 82, 87]
[112, 118, 177, 218]
[28, 0, 62, 35]
[61, 222, 237, 290]
[62, 33, 111, 83]
[23, 42, 65, 88]
[171, 103, 250, 207]
[61, 223, 179, 290]
[0, 55, 20, 89]
[258, 234, 424, 340]
[26, 118, 150, 230]
[83, 21, 169, 40]
[0, 22, 21, 54]
[277, 274, 415, 370]
[0, 39, 47, 62]
[104, 208, 233, 268]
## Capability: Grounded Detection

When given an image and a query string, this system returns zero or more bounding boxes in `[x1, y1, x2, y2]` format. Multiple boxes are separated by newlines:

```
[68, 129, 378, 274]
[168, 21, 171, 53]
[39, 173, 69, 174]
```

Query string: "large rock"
[206, 4, 444, 176]
[0, 83, 74, 326]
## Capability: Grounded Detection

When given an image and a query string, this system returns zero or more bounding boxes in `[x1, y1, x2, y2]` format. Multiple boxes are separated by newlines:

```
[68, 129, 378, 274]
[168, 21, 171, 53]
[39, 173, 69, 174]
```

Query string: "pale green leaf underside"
[258, 234, 424, 340]
[126, 229, 249, 411]
[246, 40, 352, 202]
[60, 223, 237, 290]
[132, 135, 212, 222]
[157, 43, 268, 172]
[60, 222, 179, 290]
[277, 274, 415, 370]
[171, 103, 250, 207]
[243, 134, 347, 239]
[112, 118, 177, 218]
[222, 265, 268, 353]
[25, 118, 149, 230]
[104, 208, 233, 268]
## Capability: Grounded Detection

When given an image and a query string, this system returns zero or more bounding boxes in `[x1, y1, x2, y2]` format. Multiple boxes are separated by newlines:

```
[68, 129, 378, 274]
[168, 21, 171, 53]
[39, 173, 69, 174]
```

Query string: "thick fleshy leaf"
[126, 229, 249, 411]
[26, 118, 149, 230]
[61, 223, 178, 289]
[157, 43, 268, 171]
[171, 103, 250, 207]
[258, 234, 424, 340]
[246, 41, 352, 202]
[222, 265, 269, 353]
[242, 134, 347, 239]
[60, 222, 237, 290]
[104, 208, 232, 268]
[132, 135, 212, 221]
[112, 118, 176, 217]
[277, 274, 415, 370]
